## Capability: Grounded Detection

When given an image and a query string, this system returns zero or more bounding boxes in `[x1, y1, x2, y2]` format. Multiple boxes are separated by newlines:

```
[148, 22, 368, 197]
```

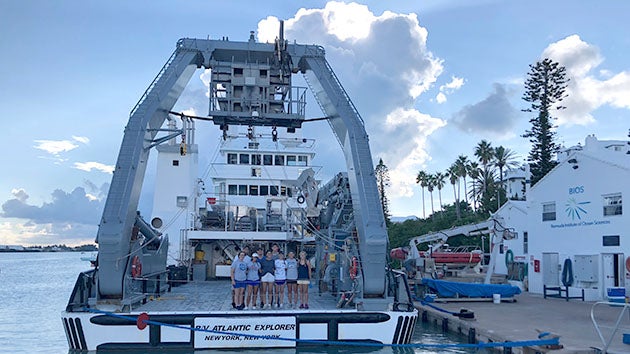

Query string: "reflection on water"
[0, 253, 479, 354]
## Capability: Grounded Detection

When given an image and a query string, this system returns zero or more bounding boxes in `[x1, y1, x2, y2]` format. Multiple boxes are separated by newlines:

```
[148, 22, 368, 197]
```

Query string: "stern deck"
[135, 280, 342, 312]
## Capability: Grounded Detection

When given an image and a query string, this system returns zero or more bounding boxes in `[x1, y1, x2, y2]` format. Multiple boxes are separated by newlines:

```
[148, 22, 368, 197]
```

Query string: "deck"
[135, 280, 342, 313]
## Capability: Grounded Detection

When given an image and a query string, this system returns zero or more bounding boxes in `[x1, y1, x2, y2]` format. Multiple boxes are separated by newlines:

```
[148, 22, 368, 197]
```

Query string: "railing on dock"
[590, 301, 630, 353]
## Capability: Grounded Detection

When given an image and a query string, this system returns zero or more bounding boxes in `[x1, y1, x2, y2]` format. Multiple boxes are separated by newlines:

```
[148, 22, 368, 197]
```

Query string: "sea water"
[0, 252, 477, 353]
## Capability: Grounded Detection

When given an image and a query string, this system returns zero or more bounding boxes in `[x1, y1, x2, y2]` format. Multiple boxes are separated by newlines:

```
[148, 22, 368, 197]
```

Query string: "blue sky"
[1, 0, 629, 245]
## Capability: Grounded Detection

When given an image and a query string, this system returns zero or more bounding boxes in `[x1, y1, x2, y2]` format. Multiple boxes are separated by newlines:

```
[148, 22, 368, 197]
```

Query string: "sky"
[1, 0, 629, 246]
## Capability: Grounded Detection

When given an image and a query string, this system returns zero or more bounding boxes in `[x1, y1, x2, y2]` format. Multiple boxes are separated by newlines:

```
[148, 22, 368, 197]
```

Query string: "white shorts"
[261, 273, 275, 282]
[297, 280, 310, 285]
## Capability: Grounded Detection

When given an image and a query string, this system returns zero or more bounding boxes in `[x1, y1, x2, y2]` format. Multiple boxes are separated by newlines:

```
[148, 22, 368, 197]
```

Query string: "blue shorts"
[275, 279, 286, 286]
[247, 280, 260, 287]
[234, 281, 247, 289]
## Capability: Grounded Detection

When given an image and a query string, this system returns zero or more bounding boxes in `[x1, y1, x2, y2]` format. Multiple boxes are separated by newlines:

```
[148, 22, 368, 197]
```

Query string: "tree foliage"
[375, 158, 392, 226]
[522, 58, 569, 185]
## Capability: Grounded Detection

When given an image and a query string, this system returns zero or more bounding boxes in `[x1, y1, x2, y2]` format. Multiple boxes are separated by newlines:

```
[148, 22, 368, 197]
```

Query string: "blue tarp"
[422, 278, 521, 298]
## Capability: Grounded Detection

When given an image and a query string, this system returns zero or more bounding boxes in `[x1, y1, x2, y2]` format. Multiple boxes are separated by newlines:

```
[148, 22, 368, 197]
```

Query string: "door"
[542, 252, 559, 286]
[602, 253, 624, 289]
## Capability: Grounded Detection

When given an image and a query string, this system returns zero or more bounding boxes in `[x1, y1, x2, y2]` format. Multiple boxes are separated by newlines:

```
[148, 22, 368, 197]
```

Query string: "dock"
[416, 292, 630, 353]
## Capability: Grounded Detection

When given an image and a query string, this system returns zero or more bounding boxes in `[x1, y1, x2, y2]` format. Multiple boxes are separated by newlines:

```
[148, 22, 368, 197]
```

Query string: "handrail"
[590, 301, 630, 352]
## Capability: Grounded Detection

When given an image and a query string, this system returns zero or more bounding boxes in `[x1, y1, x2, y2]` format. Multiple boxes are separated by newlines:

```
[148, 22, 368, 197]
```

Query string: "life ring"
[349, 256, 358, 280]
[131, 255, 142, 278]
[626, 257, 630, 272]
[297, 195, 305, 204]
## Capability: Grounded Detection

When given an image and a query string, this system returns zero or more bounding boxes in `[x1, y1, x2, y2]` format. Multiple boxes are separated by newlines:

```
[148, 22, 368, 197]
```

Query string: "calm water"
[0, 252, 477, 353]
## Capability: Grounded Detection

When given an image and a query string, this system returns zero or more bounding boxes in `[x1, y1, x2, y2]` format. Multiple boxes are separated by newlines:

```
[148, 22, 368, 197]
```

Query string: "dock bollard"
[468, 328, 476, 344]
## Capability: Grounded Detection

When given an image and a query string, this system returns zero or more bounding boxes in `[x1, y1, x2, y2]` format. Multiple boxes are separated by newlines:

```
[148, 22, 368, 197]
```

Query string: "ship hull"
[62, 309, 418, 351]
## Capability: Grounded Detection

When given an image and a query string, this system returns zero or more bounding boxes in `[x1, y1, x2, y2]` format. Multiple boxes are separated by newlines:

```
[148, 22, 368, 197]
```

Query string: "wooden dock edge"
[413, 302, 598, 354]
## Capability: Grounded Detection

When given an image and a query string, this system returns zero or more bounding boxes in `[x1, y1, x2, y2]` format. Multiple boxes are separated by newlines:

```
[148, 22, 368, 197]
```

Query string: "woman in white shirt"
[273, 252, 287, 308]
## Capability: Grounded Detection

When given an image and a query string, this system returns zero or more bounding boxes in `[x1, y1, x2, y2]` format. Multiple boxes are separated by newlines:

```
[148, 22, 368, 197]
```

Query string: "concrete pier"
[415, 293, 630, 353]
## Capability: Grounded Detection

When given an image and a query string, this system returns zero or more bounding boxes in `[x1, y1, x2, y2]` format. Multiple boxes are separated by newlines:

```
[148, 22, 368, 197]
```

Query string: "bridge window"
[260, 185, 269, 196]
[251, 154, 261, 165]
[228, 185, 237, 195]
[298, 155, 308, 166]
[286, 155, 297, 166]
[274, 155, 285, 166]
[249, 185, 259, 196]
[238, 185, 247, 196]
[239, 154, 250, 164]
[227, 153, 237, 164]
[263, 154, 273, 165]
[270, 186, 279, 196]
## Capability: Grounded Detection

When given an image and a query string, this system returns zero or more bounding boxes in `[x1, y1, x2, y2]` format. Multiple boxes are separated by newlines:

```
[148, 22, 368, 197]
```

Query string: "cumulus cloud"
[34, 139, 78, 155]
[452, 83, 519, 136]
[257, 2, 446, 197]
[541, 35, 630, 126]
[72, 136, 90, 144]
[0, 220, 97, 245]
[435, 76, 464, 104]
[1, 186, 104, 225]
[74, 161, 114, 174]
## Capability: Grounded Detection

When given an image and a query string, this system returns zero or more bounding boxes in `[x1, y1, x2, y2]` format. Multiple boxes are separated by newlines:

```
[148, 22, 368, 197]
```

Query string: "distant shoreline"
[0, 249, 96, 253]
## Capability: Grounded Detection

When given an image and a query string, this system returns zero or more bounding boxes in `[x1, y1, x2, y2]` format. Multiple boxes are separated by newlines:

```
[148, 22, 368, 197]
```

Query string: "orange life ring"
[131, 255, 142, 278]
[625, 256, 630, 273]
[349, 256, 358, 280]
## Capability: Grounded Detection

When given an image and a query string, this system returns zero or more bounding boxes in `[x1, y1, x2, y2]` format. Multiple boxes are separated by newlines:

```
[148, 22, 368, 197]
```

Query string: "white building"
[501, 134, 629, 300]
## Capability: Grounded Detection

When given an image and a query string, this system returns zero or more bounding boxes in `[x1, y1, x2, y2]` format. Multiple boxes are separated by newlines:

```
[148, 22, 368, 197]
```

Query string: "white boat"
[62, 23, 417, 351]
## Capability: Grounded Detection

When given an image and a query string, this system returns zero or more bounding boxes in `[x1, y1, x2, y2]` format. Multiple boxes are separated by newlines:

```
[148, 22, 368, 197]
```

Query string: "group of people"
[231, 244, 312, 310]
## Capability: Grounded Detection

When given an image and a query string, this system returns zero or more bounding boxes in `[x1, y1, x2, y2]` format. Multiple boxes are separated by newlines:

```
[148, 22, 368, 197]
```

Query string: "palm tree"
[454, 155, 469, 205]
[434, 172, 446, 211]
[493, 146, 519, 208]
[416, 171, 428, 218]
[467, 161, 481, 211]
[474, 140, 494, 194]
[426, 173, 436, 216]
[446, 166, 461, 220]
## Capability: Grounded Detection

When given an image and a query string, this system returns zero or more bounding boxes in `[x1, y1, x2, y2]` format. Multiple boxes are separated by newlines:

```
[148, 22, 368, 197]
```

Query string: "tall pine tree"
[374, 158, 391, 226]
[522, 58, 569, 185]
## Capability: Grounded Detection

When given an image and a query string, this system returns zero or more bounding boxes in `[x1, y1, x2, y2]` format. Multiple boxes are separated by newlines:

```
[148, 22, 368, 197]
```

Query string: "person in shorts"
[245, 253, 261, 310]
[259, 250, 275, 309]
[230, 252, 248, 310]
[274, 252, 287, 308]
[297, 251, 312, 309]
[285, 251, 298, 309]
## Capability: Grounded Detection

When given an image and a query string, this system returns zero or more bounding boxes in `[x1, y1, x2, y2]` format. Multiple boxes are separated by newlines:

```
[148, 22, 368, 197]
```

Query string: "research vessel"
[62, 23, 417, 351]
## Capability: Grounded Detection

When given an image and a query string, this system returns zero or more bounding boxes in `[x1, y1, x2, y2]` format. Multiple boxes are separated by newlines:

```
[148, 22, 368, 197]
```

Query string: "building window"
[603, 235, 620, 246]
[286, 155, 297, 166]
[176, 196, 188, 207]
[263, 154, 273, 165]
[172, 160, 179, 166]
[249, 185, 259, 196]
[238, 185, 247, 195]
[227, 153, 238, 164]
[274, 155, 285, 166]
[523, 231, 528, 254]
[251, 154, 261, 165]
[228, 185, 237, 195]
[239, 154, 250, 165]
[298, 155, 308, 166]
[251, 168, 261, 177]
[603, 193, 622, 216]
[260, 185, 269, 196]
[542, 202, 556, 221]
